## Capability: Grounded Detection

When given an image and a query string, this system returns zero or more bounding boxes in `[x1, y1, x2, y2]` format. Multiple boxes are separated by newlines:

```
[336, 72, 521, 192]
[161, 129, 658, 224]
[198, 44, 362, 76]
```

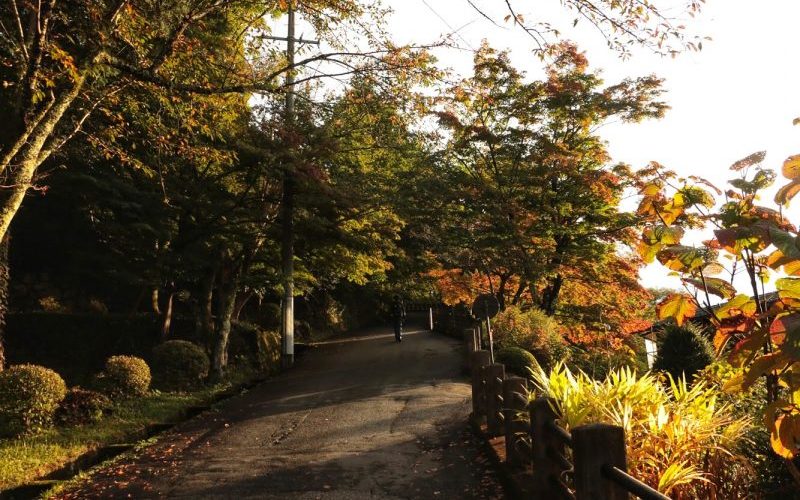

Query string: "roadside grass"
[0, 366, 257, 491]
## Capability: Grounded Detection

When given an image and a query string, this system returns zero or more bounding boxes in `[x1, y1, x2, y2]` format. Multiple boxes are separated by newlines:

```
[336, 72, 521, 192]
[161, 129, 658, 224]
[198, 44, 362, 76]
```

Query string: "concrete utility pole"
[270, 2, 318, 369]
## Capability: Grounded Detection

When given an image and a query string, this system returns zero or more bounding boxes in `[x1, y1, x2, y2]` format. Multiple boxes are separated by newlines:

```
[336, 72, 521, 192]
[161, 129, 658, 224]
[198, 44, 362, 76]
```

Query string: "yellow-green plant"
[528, 362, 754, 498]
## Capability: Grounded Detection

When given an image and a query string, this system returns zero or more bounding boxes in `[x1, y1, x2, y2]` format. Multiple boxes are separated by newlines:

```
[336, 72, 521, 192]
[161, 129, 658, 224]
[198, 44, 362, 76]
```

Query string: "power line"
[420, 0, 476, 51]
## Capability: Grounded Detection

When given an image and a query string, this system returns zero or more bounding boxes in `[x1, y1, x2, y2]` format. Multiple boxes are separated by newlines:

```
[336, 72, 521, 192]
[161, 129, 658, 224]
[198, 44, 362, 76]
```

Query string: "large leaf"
[656, 245, 714, 272]
[656, 293, 697, 326]
[714, 225, 770, 254]
[771, 412, 800, 459]
[770, 313, 800, 359]
[775, 180, 800, 206]
[638, 225, 685, 263]
[682, 277, 735, 299]
[782, 154, 800, 180]
[715, 294, 757, 320]
[742, 352, 789, 390]
[777, 278, 800, 301]
[730, 150, 766, 171]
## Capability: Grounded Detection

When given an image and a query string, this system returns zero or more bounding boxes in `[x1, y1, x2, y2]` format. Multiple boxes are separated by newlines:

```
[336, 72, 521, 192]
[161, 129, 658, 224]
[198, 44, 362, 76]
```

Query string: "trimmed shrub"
[492, 306, 565, 369]
[95, 355, 151, 397]
[495, 346, 538, 378]
[0, 364, 67, 436]
[151, 340, 210, 391]
[653, 322, 714, 383]
[55, 388, 111, 426]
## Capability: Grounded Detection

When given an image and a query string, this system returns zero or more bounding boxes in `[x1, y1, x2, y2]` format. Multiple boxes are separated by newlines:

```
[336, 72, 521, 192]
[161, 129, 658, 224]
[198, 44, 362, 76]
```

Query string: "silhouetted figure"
[391, 295, 406, 342]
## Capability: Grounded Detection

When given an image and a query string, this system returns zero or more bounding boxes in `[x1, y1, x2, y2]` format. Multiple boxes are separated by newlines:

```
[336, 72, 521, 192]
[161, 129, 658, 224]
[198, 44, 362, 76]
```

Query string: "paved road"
[55, 318, 504, 499]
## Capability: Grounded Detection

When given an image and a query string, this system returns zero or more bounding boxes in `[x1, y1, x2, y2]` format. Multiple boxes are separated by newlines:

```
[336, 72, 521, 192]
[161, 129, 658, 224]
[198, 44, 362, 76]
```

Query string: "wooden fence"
[463, 328, 670, 500]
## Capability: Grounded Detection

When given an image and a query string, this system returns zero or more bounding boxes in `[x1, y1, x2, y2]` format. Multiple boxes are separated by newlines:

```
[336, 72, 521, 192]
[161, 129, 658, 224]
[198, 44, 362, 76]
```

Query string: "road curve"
[54, 319, 504, 499]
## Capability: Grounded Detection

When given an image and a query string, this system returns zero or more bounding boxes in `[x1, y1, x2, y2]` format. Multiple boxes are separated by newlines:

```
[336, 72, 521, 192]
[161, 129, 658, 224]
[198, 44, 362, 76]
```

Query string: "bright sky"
[384, 0, 800, 291]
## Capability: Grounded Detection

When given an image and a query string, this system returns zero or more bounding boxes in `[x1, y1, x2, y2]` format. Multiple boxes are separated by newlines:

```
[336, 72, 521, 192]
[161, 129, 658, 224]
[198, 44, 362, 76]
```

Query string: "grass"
[0, 366, 259, 491]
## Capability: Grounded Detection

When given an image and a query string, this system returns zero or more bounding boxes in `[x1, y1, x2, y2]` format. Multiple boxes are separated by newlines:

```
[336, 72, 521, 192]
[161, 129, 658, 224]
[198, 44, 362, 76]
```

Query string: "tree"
[420, 42, 664, 343]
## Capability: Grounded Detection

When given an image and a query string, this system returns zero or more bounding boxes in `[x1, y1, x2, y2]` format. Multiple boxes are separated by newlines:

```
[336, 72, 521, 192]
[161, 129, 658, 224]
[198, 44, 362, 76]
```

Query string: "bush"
[495, 346, 538, 378]
[151, 340, 210, 391]
[0, 364, 67, 436]
[492, 306, 565, 369]
[95, 355, 150, 397]
[653, 322, 714, 383]
[230, 322, 281, 374]
[55, 388, 111, 426]
[530, 363, 754, 497]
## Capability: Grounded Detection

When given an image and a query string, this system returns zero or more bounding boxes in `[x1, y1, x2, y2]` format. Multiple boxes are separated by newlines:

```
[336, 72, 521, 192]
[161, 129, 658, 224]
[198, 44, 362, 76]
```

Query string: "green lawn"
[0, 368, 258, 491]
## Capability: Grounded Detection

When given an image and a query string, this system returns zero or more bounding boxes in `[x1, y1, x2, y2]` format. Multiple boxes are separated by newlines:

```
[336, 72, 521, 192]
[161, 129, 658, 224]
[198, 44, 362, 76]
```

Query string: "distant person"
[391, 295, 406, 342]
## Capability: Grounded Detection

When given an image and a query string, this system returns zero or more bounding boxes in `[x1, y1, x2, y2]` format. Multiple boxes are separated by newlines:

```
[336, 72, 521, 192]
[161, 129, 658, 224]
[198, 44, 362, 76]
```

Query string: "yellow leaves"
[681, 277, 735, 300]
[782, 155, 800, 180]
[775, 154, 800, 206]
[637, 225, 684, 263]
[769, 409, 800, 459]
[776, 278, 800, 301]
[656, 294, 697, 326]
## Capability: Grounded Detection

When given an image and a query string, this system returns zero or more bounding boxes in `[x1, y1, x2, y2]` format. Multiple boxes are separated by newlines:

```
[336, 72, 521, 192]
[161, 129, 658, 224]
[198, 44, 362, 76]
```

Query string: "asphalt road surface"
[54, 317, 504, 499]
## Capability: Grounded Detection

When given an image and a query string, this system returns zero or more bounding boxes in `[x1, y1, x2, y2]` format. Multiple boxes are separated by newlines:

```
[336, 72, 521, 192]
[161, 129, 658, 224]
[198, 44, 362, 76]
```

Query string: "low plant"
[151, 340, 210, 391]
[653, 322, 714, 383]
[0, 364, 67, 436]
[495, 346, 537, 378]
[94, 355, 150, 397]
[55, 388, 111, 426]
[529, 362, 754, 497]
[492, 306, 565, 369]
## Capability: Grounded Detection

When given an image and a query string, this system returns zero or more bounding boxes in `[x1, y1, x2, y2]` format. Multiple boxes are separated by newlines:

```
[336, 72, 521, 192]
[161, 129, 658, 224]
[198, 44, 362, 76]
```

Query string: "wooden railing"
[464, 328, 670, 500]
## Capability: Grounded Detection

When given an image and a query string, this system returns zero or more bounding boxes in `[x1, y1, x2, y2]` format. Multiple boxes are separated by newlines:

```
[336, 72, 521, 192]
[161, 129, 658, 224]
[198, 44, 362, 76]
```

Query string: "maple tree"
[419, 42, 662, 344]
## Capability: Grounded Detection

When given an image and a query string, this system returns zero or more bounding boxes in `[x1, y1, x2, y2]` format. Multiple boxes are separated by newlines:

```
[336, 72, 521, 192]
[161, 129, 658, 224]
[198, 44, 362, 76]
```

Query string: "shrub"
[0, 364, 66, 436]
[653, 322, 714, 383]
[95, 355, 150, 397]
[530, 363, 753, 497]
[495, 346, 538, 378]
[151, 340, 210, 391]
[55, 388, 111, 426]
[492, 306, 565, 369]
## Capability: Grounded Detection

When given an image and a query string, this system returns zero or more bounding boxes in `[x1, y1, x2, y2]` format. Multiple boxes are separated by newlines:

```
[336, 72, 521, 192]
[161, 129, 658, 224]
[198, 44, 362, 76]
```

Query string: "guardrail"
[465, 327, 670, 500]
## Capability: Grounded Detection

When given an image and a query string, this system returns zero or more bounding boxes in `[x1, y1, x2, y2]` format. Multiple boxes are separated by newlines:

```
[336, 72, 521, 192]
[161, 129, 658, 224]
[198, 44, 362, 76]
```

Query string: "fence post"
[484, 363, 505, 437]
[463, 327, 477, 373]
[572, 424, 628, 500]
[530, 397, 567, 497]
[470, 350, 492, 418]
[502, 376, 529, 467]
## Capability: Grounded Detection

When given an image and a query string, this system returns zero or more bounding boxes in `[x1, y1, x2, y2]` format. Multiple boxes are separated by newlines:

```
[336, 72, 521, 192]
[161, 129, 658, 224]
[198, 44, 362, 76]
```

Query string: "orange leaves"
[768, 406, 800, 459]
[782, 155, 800, 180]
[681, 277, 735, 300]
[656, 293, 697, 326]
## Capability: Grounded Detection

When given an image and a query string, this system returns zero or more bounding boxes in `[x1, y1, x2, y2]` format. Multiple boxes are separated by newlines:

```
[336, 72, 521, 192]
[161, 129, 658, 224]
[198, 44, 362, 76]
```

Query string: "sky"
[383, 0, 800, 291]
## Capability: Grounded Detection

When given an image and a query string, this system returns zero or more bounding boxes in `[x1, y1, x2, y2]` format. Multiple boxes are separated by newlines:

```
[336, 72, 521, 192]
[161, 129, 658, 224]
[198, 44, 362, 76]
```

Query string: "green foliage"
[492, 306, 565, 369]
[94, 356, 150, 398]
[653, 323, 715, 383]
[54, 388, 110, 427]
[531, 363, 754, 497]
[0, 364, 66, 436]
[151, 341, 210, 392]
[495, 346, 537, 378]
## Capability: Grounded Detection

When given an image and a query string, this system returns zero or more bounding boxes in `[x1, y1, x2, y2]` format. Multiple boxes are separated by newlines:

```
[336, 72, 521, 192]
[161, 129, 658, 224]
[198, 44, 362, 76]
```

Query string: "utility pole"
[269, 2, 318, 369]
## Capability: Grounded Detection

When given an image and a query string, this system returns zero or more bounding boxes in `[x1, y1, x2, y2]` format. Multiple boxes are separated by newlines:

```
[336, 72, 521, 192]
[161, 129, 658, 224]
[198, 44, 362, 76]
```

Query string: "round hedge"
[495, 346, 539, 378]
[654, 322, 715, 383]
[96, 355, 151, 397]
[55, 387, 111, 426]
[151, 340, 210, 391]
[0, 364, 67, 436]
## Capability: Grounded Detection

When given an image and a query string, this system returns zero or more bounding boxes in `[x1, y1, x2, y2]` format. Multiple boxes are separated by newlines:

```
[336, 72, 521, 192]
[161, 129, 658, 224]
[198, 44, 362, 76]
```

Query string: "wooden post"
[572, 424, 628, 500]
[470, 350, 492, 418]
[530, 397, 567, 497]
[484, 363, 505, 437]
[503, 376, 529, 467]
[463, 327, 477, 373]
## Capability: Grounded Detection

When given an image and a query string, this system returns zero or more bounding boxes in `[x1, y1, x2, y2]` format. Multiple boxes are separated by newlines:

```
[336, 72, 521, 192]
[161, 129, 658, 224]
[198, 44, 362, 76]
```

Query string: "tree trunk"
[195, 268, 216, 350]
[0, 234, 10, 371]
[541, 274, 564, 316]
[160, 289, 175, 340]
[232, 290, 254, 322]
[0, 75, 86, 240]
[211, 262, 240, 379]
